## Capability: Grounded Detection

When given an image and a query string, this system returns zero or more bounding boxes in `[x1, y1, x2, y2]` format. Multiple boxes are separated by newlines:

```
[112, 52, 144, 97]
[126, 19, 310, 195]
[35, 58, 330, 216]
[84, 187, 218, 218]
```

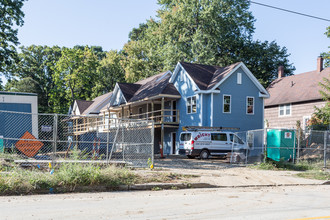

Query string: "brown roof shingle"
[179, 62, 241, 90]
[265, 67, 330, 106]
[75, 100, 94, 114]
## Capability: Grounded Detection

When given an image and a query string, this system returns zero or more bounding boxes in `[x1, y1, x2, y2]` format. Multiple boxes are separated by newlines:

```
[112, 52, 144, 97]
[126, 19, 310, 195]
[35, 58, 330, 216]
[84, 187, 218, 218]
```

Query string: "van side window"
[211, 133, 227, 141]
[180, 133, 191, 141]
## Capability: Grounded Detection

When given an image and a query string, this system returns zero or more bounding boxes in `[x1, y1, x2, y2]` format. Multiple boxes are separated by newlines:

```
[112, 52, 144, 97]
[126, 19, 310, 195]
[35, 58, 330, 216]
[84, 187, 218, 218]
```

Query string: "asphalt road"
[1, 185, 330, 220]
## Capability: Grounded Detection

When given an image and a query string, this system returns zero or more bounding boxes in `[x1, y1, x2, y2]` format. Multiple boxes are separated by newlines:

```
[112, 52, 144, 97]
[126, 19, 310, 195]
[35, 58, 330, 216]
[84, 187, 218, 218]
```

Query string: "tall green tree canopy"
[321, 26, 330, 67]
[5, 45, 61, 113]
[51, 47, 99, 113]
[0, 0, 25, 73]
[123, 0, 295, 86]
[93, 50, 125, 98]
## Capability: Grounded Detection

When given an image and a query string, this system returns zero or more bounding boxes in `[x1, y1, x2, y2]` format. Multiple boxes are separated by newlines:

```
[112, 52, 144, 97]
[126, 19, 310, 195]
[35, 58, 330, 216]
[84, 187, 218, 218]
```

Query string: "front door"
[171, 132, 176, 154]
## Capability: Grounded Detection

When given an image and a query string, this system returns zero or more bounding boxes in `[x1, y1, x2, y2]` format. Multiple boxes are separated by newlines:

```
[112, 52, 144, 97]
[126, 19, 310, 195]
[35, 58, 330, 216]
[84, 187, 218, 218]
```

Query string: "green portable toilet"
[266, 129, 296, 161]
[0, 136, 3, 153]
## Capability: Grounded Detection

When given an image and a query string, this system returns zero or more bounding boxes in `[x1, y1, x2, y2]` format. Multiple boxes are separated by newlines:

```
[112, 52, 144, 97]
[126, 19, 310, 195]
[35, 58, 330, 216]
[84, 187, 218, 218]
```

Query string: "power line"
[250, 1, 330, 22]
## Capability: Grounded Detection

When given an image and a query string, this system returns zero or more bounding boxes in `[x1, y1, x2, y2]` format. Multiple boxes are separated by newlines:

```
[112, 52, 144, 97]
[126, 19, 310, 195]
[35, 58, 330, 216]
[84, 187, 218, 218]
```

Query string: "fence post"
[151, 121, 154, 167]
[264, 128, 267, 163]
[297, 128, 301, 164]
[106, 123, 110, 163]
[52, 114, 58, 165]
[292, 129, 296, 164]
[324, 130, 328, 169]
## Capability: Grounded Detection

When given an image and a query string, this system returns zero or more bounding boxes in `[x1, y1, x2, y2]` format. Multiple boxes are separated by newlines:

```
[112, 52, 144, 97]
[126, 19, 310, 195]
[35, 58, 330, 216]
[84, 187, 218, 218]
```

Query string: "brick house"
[265, 57, 329, 130]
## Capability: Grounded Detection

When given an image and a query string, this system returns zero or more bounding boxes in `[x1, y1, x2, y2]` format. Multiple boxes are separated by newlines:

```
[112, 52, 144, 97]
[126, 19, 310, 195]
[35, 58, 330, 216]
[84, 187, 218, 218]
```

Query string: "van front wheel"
[200, 150, 209, 159]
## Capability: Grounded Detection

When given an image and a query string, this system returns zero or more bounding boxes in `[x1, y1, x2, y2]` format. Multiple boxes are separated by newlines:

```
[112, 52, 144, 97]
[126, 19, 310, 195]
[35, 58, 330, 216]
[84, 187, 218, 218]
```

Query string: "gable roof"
[74, 100, 94, 115]
[129, 71, 180, 102]
[82, 91, 112, 115]
[265, 67, 330, 107]
[179, 62, 241, 90]
[117, 83, 142, 102]
[110, 71, 180, 106]
[170, 61, 269, 97]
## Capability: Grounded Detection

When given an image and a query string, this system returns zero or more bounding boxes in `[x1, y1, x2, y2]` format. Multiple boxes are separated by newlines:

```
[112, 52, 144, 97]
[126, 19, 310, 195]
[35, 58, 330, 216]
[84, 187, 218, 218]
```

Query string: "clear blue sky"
[3, 0, 329, 84]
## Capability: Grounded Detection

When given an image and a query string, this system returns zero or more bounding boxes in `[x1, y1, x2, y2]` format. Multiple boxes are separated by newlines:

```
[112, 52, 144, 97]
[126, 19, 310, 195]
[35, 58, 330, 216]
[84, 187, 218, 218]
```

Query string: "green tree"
[122, 0, 295, 86]
[310, 77, 330, 129]
[4, 45, 62, 113]
[92, 50, 125, 98]
[321, 26, 330, 67]
[5, 77, 38, 93]
[0, 0, 25, 73]
[52, 47, 99, 113]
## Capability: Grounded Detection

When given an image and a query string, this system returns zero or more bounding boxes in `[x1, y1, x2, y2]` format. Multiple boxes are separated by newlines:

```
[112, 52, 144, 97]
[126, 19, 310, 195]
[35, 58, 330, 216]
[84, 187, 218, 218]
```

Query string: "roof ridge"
[207, 62, 241, 89]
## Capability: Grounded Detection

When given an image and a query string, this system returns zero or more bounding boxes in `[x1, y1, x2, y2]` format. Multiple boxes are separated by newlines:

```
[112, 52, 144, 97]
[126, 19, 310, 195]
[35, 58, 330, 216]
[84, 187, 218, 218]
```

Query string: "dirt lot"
[147, 155, 325, 187]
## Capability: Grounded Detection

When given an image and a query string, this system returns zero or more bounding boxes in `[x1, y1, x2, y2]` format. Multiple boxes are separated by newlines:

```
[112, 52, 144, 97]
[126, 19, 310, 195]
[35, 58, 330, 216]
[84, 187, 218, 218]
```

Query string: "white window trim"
[278, 104, 292, 117]
[246, 96, 254, 115]
[223, 94, 231, 114]
[237, 72, 242, 84]
[186, 95, 197, 114]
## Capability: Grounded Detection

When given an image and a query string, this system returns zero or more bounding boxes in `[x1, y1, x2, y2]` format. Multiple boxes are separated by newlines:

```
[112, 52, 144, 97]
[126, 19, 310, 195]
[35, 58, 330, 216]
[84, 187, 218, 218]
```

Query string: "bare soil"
[140, 155, 325, 187]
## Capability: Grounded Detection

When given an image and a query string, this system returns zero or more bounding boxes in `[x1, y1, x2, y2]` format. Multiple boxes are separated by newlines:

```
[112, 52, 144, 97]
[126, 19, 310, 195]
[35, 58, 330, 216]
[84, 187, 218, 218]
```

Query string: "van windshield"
[180, 133, 191, 141]
[230, 134, 244, 144]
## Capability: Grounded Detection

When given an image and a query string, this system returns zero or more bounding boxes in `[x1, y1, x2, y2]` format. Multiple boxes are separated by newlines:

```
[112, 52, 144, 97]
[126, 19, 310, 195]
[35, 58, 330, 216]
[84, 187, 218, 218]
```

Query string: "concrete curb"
[1, 182, 328, 196]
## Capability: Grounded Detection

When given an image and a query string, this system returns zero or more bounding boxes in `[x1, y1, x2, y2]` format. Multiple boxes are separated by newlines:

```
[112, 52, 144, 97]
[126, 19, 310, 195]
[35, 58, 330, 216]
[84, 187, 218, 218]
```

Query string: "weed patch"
[0, 163, 139, 195]
[296, 171, 330, 180]
[252, 159, 317, 171]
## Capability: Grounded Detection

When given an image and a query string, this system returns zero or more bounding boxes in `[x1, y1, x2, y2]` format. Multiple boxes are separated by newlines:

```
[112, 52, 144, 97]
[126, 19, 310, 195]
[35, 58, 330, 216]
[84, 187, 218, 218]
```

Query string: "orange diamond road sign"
[15, 131, 44, 158]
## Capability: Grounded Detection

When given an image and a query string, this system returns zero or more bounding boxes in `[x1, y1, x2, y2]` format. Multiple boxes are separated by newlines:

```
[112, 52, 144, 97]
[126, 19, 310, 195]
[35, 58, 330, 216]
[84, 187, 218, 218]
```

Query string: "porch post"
[161, 124, 164, 157]
[121, 106, 124, 119]
[161, 97, 164, 123]
[151, 101, 154, 122]
[146, 102, 149, 119]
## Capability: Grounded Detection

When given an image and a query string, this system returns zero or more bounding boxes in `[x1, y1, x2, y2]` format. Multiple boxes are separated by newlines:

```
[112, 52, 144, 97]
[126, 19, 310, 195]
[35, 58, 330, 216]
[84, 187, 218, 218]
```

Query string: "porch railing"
[127, 109, 180, 124]
[72, 109, 179, 134]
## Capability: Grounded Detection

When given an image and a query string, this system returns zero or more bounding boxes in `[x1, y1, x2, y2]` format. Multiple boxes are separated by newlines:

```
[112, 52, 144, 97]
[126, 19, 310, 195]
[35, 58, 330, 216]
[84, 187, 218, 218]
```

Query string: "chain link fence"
[230, 129, 265, 165]
[297, 129, 330, 169]
[0, 110, 154, 168]
[230, 128, 329, 169]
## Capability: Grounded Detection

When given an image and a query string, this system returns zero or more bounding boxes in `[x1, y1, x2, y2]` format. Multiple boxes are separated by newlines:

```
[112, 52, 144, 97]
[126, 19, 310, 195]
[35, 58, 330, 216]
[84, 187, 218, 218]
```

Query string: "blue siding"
[171, 65, 264, 150]
[202, 94, 211, 127]
[173, 68, 202, 129]
[212, 67, 263, 131]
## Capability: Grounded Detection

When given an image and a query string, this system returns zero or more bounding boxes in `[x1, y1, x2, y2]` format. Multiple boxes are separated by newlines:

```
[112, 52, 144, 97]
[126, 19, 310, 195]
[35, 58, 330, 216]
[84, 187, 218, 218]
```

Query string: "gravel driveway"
[152, 155, 325, 187]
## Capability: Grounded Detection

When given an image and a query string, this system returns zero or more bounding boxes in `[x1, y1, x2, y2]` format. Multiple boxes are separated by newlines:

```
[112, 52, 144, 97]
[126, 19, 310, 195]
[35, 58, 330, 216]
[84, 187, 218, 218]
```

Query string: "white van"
[179, 130, 248, 159]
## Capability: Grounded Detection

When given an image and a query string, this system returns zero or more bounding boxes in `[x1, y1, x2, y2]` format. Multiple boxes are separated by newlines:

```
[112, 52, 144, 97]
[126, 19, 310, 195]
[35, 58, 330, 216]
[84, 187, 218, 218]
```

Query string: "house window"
[279, 104, 291, 116]
[187, 96, 197, 114]
[223, 95, 231, 113]
[237, 73, 242, 84]
[246, 97, 254, 115]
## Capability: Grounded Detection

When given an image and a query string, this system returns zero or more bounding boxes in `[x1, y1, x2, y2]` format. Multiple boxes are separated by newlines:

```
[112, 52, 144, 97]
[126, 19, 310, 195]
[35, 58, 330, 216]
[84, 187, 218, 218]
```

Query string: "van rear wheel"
[200, 150, 209, 159]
